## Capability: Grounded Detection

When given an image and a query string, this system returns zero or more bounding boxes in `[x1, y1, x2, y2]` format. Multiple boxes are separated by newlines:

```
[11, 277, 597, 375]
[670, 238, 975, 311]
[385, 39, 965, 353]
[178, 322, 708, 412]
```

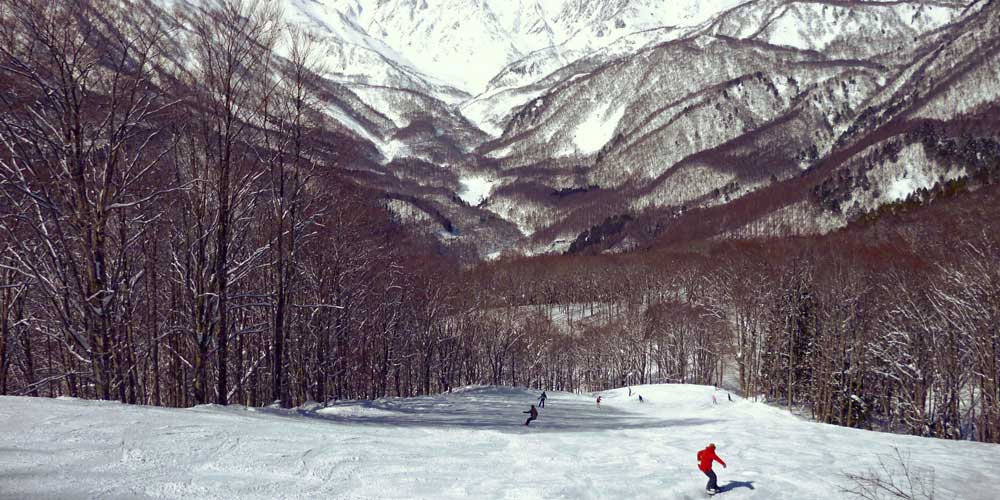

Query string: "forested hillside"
[1, 0, 998, 447]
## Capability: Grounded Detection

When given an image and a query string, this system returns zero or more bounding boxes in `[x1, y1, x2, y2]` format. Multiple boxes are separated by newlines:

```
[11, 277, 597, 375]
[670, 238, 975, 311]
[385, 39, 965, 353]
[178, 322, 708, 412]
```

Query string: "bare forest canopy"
[0, 0, 454, 410]
[1, 0, 999, 446]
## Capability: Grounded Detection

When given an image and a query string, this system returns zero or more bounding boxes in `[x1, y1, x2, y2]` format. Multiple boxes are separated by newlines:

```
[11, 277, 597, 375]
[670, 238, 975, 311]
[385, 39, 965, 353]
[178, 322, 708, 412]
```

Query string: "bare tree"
[259, 28, 323, 407]
[0, 0, 173, 400]
[843, 448, 937, 500]
[176, 0, 282, 405]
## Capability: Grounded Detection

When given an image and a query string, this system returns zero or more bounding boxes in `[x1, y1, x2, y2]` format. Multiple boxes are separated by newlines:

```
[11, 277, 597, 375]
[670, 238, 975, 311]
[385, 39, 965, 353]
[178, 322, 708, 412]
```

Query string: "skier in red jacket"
[697, 443, 727, 494]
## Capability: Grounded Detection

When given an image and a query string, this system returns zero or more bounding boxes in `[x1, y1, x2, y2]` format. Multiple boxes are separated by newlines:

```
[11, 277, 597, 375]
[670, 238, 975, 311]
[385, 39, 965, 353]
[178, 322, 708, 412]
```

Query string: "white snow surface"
[760, 2, 960, 53]
[285, 0, 754, 96]
[572, 101, 626, 155]
[887, 173, 932, 202]
[3, 384, 999, 500]
[323, 102, 408, 163]
[458, 175, 498, 205]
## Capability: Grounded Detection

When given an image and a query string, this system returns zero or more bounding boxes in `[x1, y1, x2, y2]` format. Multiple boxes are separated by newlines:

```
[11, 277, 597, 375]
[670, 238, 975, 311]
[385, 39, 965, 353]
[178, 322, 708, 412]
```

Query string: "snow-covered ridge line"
[155, 0, 999, 258]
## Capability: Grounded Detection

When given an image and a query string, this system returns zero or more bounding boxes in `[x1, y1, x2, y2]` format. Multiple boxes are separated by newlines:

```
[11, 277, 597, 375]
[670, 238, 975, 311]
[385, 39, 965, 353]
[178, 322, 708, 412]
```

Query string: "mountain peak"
[298, 0, 753, 94]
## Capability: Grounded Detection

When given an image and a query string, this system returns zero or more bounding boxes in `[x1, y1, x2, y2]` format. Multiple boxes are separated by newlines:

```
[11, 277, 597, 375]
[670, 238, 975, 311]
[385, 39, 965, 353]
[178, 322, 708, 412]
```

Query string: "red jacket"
[697, 447, 726, 472]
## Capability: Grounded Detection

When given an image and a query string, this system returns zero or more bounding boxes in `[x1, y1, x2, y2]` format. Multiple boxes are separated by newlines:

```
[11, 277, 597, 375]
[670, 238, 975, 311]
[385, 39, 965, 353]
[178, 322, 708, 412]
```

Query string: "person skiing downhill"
[697, 443, 727, 494]
[523, 405, 538, 426]
[538, 391, 547, 408]
[596, 395, 602, 408]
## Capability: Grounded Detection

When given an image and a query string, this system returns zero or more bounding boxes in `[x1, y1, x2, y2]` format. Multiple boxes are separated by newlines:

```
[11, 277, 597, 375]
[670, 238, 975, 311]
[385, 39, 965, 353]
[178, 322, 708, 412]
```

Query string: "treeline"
[0, 0, 469, 408]
[464, 204, 1000, 443]
[0, 0, 668, 410]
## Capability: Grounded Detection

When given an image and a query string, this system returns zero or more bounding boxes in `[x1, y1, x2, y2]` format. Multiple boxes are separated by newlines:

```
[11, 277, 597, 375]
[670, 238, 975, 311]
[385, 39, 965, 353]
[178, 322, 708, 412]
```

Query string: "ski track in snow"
[2, 385, 999, 500]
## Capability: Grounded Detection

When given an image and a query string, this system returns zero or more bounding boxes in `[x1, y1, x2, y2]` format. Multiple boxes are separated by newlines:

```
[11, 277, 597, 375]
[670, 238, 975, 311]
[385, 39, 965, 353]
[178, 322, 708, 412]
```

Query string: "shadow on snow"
[719, 480, 755, 493]
[253, 387, 720, 433]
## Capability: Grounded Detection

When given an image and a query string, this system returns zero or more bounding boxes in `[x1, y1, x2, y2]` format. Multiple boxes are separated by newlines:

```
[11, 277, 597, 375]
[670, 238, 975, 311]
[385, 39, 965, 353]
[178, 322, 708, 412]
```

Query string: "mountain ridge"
[163, 0, 997, 259]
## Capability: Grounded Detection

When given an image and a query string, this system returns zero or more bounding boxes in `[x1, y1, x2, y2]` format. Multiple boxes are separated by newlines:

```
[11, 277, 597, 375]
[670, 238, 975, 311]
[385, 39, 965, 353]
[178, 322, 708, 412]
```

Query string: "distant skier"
[697, 443, 727, 494]
[628, 386, 632, 397]
[596, 395, 602, 408]
[523, 405, 538, 426]
[727, 393, 733, 402]
[538, 391, 547, 408]
[638, 394, 644, 403]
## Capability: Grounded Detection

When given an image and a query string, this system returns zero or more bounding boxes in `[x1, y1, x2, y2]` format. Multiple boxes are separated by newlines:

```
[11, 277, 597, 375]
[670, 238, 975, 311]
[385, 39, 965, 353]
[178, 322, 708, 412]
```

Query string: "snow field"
[458, 176, 499, 206]
[572, 101, 627, 156]
[2, 384, 999, 499]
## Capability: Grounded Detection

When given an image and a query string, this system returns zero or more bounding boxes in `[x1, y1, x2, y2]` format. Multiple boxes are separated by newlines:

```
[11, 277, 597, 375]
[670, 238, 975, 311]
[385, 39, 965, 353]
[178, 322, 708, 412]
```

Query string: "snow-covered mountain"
[301, 0, 751, 95]
[161, 0, 999, 258]
[276, 0, 757, 142]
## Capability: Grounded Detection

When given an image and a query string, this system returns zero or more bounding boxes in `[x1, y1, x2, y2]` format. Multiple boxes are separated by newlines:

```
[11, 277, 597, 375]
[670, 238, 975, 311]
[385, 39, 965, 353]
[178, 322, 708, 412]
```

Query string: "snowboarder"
[523, 405, 538, 426]
[596, 395, 602, 408]
[697, 443, 727, 494]
[538, 391, 547, 408]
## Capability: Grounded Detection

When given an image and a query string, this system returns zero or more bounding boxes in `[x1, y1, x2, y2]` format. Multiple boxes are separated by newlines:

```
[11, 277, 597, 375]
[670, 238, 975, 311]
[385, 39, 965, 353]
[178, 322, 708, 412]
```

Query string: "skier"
[727, 393, 733, 402]
[596, 395, 602, 409]
[697, 443, 727, 494]
[523, 404, 538, 426]
[538, 391, 547, 408]
[638, 394, 644, 403]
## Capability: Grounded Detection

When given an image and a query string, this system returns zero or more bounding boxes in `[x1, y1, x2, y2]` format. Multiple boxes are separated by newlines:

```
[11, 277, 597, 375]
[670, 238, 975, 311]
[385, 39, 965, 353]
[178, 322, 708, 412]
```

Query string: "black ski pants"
[703, 469, 719, 491]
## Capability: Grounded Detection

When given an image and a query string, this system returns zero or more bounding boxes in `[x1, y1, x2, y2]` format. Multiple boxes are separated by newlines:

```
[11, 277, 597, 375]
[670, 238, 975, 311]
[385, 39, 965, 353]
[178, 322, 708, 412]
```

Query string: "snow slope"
[458, 175, 498, 206]
[310, 0, 754, 96]
[2, 385, 998, 499]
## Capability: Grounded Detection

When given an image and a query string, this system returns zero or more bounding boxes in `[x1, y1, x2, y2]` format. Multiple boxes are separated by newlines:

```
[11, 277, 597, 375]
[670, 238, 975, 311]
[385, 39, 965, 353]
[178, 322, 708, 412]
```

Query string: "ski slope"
[1, 385, 998, 499]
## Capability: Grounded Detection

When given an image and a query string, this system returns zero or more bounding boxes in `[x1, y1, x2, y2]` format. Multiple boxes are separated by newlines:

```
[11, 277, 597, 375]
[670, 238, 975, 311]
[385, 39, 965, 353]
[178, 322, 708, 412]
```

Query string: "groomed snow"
[3, 384, 999, 500]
